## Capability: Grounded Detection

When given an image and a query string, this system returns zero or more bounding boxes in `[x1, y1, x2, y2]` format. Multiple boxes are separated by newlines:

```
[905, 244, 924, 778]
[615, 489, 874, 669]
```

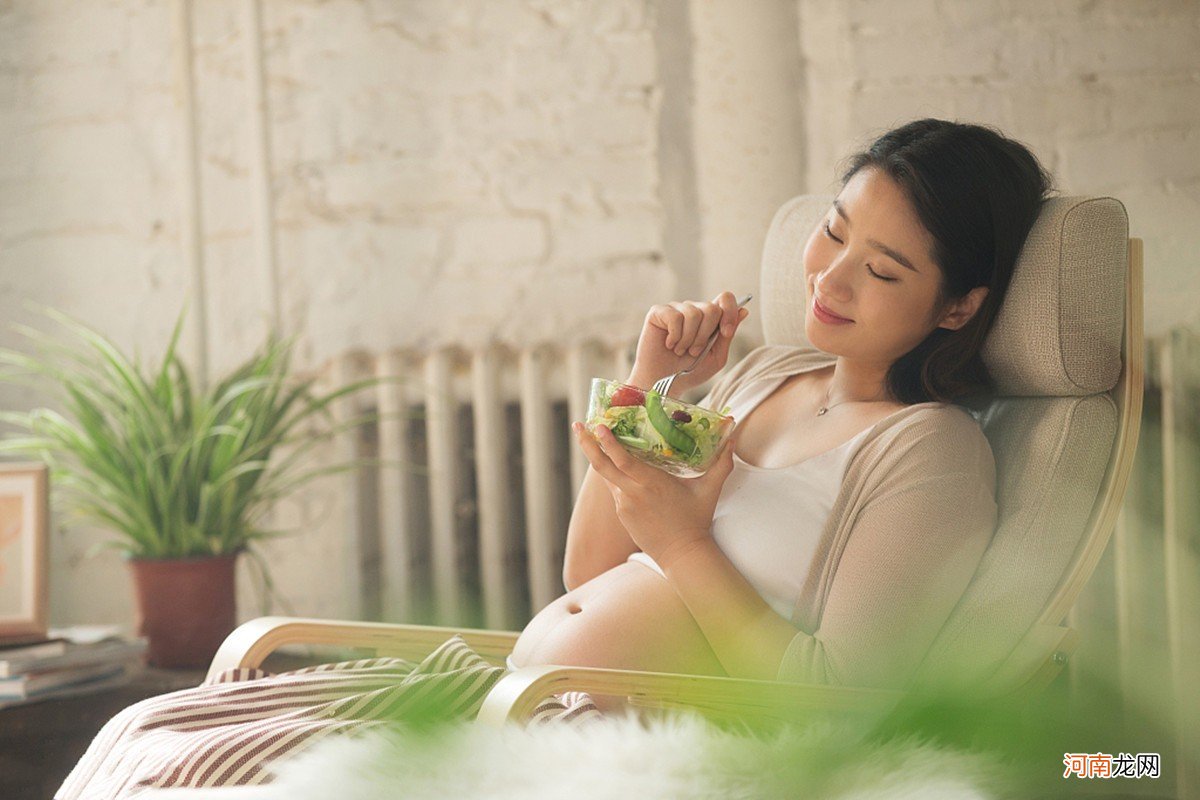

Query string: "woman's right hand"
[627, 291, 750, 395]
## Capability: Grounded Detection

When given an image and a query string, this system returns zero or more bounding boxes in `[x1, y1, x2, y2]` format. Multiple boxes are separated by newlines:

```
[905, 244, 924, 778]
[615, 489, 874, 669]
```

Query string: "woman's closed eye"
[822, 221, 898, 283]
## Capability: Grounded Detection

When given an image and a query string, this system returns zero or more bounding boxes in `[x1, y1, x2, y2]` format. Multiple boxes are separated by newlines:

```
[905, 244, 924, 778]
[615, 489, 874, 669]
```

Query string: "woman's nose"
[816, 257, 854, 299]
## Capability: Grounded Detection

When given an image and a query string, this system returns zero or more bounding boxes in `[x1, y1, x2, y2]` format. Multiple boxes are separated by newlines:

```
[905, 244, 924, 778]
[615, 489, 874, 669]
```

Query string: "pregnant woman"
[59, 118, 1053, 797]
[509, 117, 1052, 695]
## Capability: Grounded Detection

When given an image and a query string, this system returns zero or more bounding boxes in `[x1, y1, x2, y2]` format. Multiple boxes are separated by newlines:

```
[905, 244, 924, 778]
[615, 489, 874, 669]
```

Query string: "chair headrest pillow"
[759, 195, 1129, 397]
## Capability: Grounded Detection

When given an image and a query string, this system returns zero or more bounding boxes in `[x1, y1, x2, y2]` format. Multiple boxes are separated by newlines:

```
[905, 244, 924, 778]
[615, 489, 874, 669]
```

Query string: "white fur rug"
[262, 709, 1020, 800]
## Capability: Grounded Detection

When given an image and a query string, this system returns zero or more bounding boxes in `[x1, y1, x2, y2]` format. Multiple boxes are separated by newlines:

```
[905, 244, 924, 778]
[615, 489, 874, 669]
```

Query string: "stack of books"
[0, 625, 147, 708]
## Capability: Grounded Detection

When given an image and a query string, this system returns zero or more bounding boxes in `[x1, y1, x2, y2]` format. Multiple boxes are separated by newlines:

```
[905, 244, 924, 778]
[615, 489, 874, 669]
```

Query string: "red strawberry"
[610, 386, 646, 407]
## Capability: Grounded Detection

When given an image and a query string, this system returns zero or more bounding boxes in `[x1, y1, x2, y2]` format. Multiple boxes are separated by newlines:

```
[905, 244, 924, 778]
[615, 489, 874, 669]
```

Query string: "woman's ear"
[937, 286, 988, 332]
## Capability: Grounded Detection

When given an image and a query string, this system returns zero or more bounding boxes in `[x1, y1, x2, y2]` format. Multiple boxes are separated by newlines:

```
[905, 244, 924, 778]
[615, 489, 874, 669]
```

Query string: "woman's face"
[802, 167, 983, 367]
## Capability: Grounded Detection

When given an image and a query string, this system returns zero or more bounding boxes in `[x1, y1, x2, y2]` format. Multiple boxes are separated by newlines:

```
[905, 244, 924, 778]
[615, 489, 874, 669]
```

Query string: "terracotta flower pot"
[128, 552, 239, 669]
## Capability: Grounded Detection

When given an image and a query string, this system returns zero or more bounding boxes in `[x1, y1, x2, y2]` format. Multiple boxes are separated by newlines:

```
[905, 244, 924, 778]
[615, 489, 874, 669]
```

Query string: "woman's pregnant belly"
[508, 559, 727, 679]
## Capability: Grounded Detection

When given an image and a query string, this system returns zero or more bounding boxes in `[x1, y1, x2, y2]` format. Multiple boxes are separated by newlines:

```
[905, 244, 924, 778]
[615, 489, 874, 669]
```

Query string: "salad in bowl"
[584, 378, 736, 477]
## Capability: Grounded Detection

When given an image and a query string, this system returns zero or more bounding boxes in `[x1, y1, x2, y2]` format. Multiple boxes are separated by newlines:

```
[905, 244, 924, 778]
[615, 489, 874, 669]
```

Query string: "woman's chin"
[801, 328, 849, 359]
[804, 322, 835, 351]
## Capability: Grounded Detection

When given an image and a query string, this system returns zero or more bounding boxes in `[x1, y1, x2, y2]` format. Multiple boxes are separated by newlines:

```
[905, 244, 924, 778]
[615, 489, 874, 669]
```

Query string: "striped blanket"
[56, 635, 603, 800]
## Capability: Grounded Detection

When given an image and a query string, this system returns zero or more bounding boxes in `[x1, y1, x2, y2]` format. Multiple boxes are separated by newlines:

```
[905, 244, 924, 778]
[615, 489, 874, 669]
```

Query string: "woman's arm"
[561, 367, 688, 592]
[658, 537, 798, 680]
[773, 470, 996, 687]
[561, 467, 637, 593]
[563, 294, 749, 592]
[659, 425, 997, 687]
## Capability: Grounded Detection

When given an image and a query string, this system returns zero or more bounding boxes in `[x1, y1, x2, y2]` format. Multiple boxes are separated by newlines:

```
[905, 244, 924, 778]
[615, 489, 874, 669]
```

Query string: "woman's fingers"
[592, 423, 649, 480]
[651, 304, 683, 351]
[673, 301, 727, 357]
[669, 302, 703, 356]
[704, 296, 748, 365]
[715, 291, 740, 337]
[573, 423, 624, 487]
[654, 293, 747, 356]
[691, 303, 723, 356]
[573, 423, 644, 486]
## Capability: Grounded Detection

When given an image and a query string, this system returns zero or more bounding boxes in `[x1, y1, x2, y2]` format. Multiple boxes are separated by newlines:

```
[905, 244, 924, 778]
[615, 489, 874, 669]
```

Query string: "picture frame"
[0, 462, 49, 643]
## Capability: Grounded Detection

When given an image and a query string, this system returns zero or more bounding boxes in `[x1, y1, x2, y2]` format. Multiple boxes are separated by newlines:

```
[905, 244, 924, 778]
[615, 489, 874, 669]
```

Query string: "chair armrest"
[206, 616, 521, 683]
[210, 617, 904, 730]
[476, 664, 906, 728]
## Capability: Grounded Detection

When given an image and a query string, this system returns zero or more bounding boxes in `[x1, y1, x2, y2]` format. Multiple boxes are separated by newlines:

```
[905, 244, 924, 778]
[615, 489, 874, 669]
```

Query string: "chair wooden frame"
[208, 239, 1143, 730]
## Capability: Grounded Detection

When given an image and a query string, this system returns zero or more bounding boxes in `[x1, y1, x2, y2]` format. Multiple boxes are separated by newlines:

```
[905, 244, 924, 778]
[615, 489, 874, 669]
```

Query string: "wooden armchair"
[208, 194, 1142, 730]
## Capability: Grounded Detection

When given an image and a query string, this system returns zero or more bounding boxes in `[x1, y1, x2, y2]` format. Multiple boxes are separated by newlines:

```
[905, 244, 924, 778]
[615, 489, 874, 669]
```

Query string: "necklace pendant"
[817, 406, 828, 416]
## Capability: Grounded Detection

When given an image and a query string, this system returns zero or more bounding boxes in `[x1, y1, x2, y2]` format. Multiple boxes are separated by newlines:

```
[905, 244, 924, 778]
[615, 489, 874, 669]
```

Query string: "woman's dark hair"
[837, 118, 1054, 412]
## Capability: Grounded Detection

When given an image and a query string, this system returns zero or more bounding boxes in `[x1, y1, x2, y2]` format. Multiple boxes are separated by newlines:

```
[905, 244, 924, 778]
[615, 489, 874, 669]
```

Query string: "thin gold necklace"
[816, 381, 886, 416]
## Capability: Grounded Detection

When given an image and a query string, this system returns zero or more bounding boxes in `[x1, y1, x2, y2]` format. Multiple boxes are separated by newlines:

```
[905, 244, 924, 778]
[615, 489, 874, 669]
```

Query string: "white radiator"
[318, 340, 638, 633]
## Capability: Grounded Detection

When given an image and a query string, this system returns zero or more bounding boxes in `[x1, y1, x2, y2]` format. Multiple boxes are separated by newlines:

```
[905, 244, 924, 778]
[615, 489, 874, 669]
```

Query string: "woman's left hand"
[572, 421, 739, 569]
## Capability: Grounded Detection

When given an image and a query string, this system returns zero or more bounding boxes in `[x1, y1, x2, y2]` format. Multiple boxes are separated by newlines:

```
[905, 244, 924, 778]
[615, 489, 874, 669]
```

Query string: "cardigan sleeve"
[775, 411, 998, 689]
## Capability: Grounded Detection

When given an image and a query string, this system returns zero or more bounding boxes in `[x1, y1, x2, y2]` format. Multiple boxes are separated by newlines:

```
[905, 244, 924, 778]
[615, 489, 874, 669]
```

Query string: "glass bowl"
[584, 378, 737, 478]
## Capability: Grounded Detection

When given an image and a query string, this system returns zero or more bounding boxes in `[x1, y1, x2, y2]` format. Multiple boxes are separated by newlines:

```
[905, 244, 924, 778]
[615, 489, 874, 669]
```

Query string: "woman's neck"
[824, 358, 893, 406]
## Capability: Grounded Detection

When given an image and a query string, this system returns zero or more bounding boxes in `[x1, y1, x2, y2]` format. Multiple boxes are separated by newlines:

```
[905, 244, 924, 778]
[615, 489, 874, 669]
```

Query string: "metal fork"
[651, 293, 753, 398]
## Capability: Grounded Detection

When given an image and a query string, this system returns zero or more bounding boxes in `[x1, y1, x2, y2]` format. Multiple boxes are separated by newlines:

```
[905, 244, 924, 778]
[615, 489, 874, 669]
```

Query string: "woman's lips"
[813, 297, 853, 324]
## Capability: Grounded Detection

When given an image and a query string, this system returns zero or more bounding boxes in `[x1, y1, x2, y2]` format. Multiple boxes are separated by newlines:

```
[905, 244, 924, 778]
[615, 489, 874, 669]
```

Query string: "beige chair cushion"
[921, 393, 1118, 685]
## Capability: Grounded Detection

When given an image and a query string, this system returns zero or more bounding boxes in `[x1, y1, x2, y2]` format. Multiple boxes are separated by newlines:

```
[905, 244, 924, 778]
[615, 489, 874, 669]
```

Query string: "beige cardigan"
[697, 345, 998, 690]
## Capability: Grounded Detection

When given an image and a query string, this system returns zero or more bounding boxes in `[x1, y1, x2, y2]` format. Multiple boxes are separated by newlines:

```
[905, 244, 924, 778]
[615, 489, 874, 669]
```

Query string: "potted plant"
[0, 307, 383, 667]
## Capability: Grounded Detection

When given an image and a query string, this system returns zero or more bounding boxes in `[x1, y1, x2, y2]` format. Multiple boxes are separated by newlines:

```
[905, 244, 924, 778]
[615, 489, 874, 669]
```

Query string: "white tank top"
[627, 373, 877, 623]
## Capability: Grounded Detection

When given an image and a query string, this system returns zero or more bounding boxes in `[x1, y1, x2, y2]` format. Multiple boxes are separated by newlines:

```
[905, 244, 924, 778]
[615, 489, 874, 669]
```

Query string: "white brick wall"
[0, 1, 187, 627]
[1, 0, 1196, 626]
[253, 0, 673, 362]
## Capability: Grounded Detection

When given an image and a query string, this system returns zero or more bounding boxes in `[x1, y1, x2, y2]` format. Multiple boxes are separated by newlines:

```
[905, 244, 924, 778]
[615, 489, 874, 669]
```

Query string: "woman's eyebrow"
[832, 199, 919, 273]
